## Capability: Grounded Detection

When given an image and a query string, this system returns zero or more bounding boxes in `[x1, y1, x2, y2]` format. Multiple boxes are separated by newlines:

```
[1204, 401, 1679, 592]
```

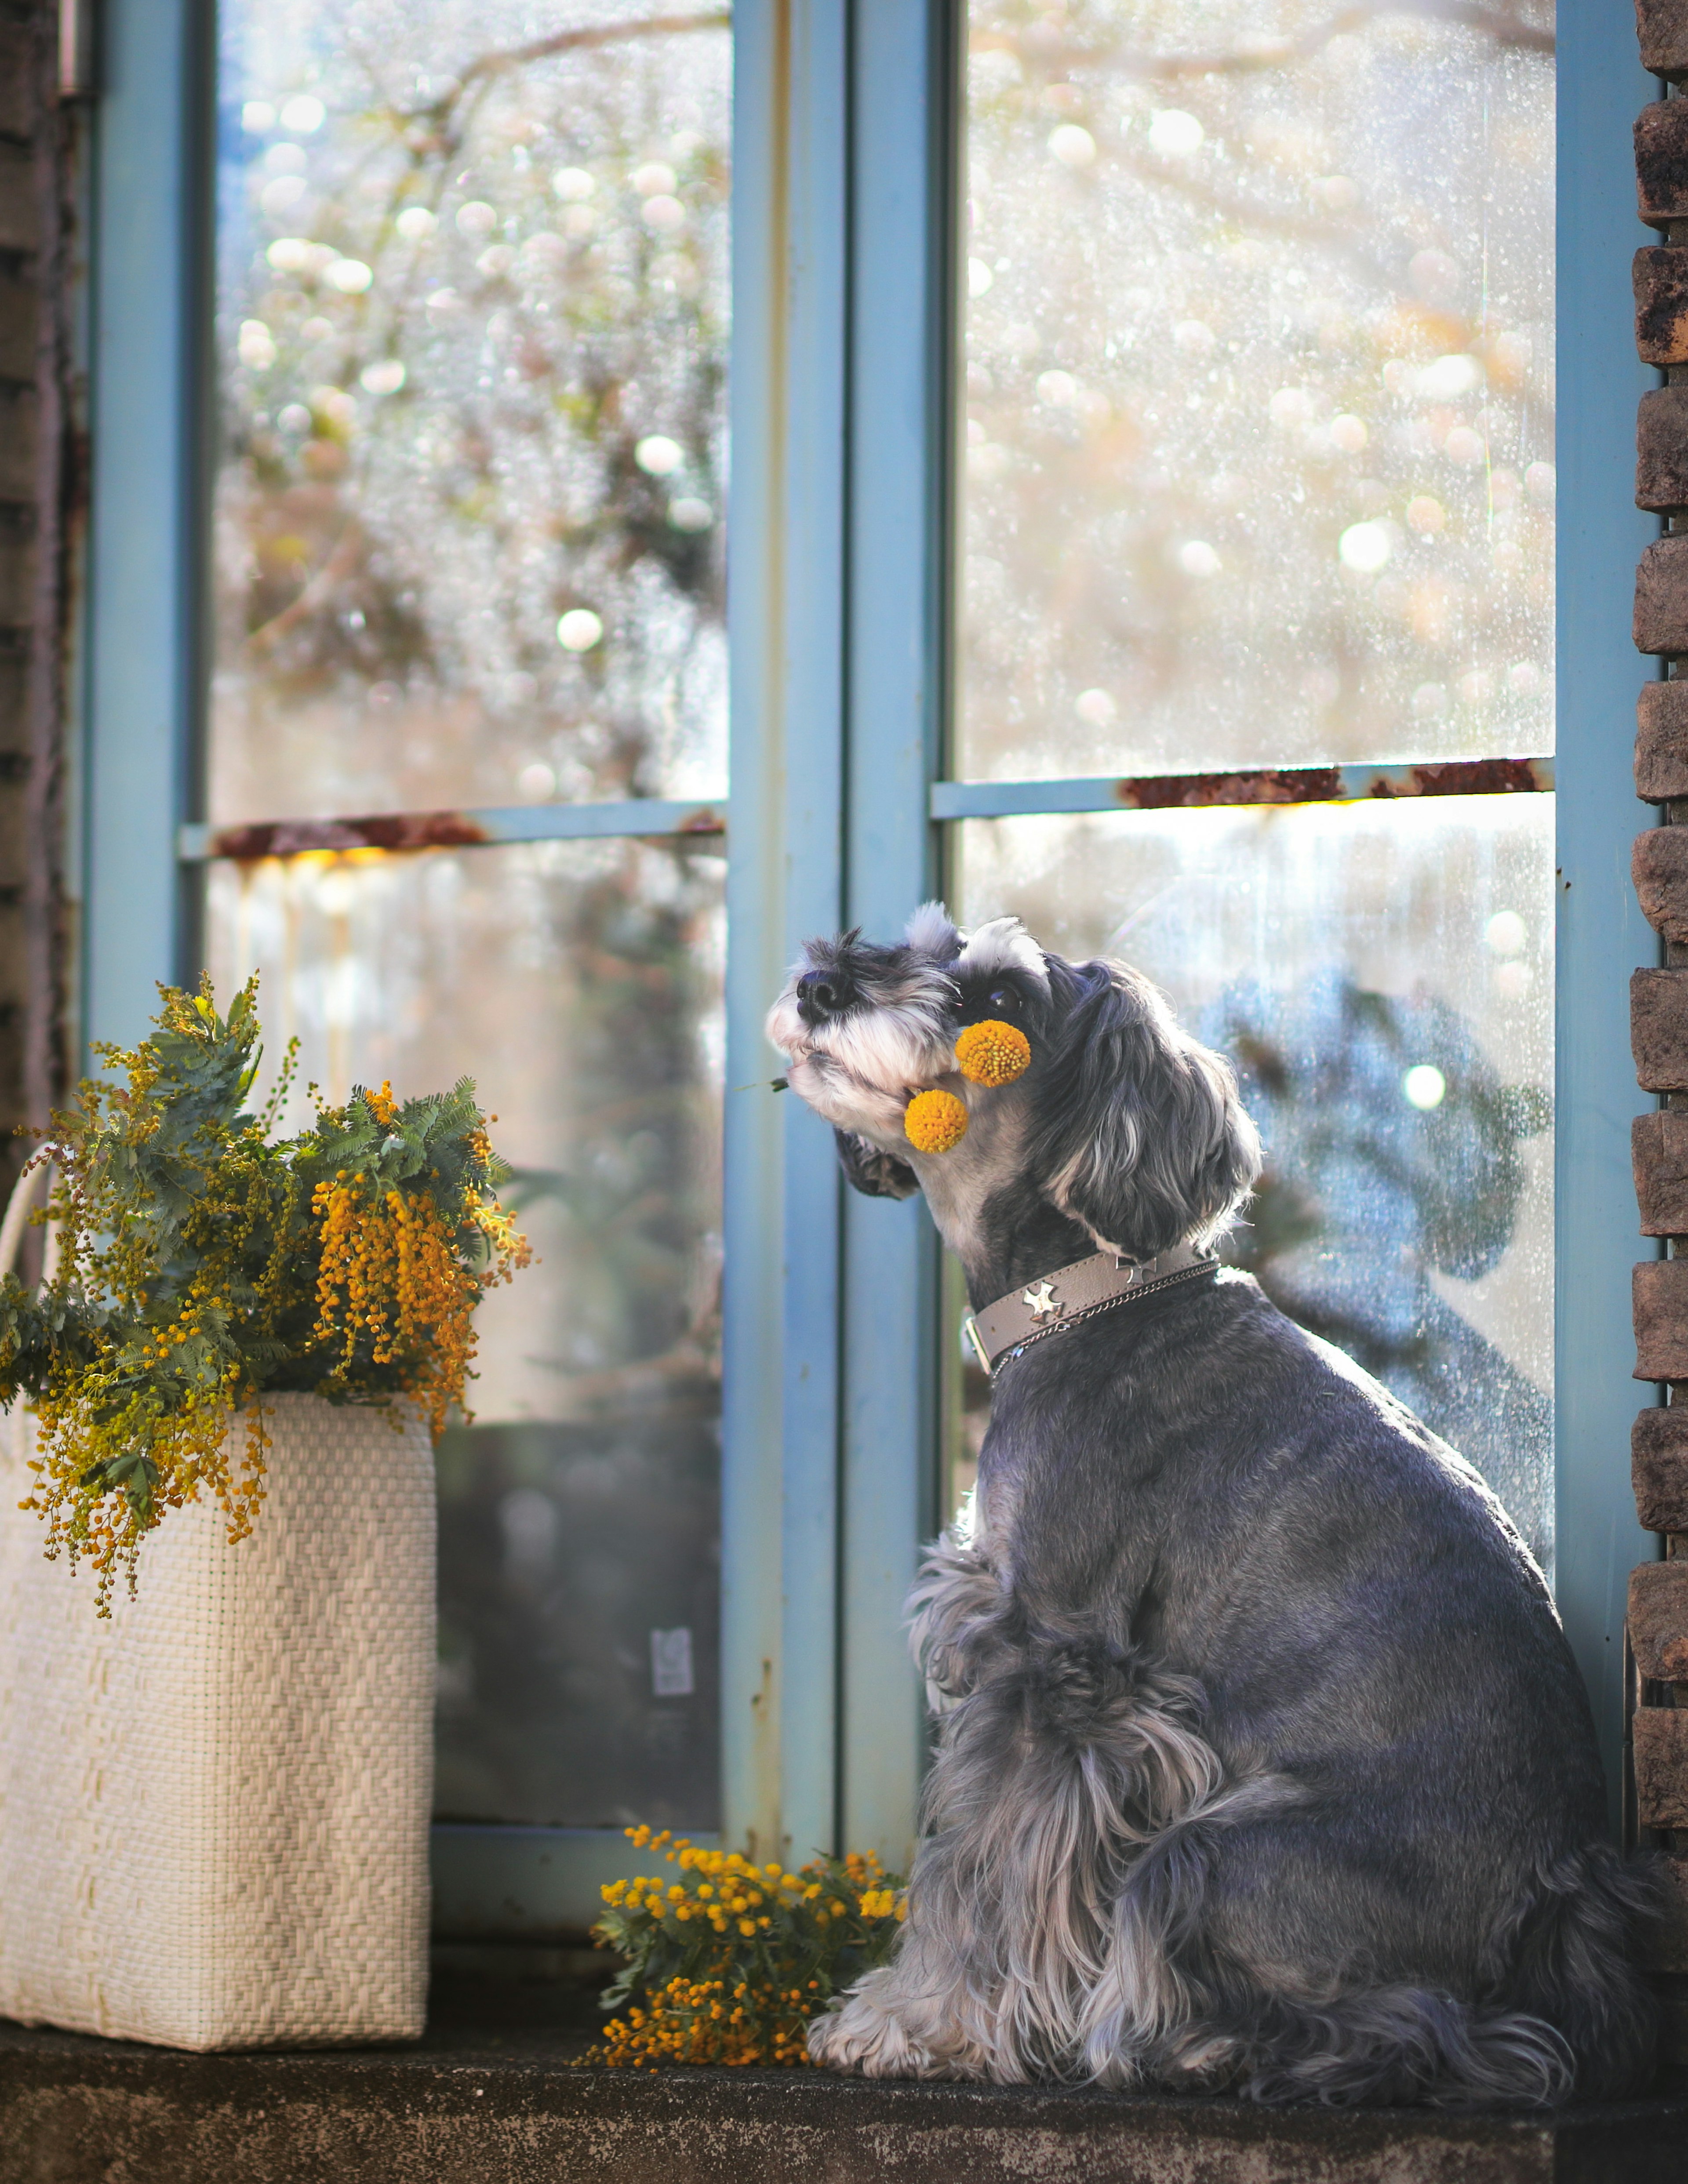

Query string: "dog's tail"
[1471, 1841, 1659, 2104]
[1125, 1838, 1660, 2107]
[1197, 1983, 1578, 2108]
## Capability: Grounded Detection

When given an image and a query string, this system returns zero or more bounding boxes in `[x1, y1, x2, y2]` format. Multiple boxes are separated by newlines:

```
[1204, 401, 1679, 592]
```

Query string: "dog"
[765, 905, 1656, 2106]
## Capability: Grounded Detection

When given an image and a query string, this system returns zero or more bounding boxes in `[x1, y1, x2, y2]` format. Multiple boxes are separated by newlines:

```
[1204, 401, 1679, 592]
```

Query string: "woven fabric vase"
[0, 1391, 435, 2050]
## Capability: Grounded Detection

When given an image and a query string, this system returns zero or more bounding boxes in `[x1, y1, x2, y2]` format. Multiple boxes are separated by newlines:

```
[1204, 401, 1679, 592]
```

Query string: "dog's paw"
[808, 1991, 950, 2079]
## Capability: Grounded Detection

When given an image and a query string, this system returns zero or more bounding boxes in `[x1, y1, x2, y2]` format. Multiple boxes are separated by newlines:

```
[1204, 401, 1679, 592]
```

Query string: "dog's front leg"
[808, 1692, 1091, 2083]
[810, 1610, 1229, 2082]
[807, 1864, 998, 2080]
[808, 1536, 1016, 2078]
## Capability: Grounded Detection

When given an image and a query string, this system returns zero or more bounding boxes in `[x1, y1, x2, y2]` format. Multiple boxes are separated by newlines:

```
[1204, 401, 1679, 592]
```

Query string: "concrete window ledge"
[4, 2016, 1688, 2184]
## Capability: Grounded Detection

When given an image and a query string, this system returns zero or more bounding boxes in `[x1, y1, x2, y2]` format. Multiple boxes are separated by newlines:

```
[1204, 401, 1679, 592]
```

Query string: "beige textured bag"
[0, 1164, 436, 2050]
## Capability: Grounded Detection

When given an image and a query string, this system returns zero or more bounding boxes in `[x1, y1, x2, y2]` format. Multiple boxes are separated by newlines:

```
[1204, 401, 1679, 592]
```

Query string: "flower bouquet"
[0, 975, 526, 1609]
[0, 977, 526, 2051]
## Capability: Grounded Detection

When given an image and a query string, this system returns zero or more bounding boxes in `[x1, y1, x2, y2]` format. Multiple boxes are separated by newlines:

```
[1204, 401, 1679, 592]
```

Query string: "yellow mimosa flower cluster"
[5, 981, 528, 1609]
[900, 1019, 1034, 1157]
[310, 1174, 483, 1435]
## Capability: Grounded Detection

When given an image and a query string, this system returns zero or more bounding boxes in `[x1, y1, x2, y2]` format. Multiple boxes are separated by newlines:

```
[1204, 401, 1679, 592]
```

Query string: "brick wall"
[1630, 0, 1688, 2085]
[0, 0, 75, 1213]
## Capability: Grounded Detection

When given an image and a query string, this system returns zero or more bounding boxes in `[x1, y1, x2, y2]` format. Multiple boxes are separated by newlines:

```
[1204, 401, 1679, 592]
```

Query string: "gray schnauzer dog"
[765, 905, 1655, 2106]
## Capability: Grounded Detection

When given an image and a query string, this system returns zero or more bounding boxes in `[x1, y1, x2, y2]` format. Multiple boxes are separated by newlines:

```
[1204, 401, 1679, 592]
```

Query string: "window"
[206, 0, 733, 1846]
[76, 0, 1656, 1921]
[946, 2, 1556, 1569]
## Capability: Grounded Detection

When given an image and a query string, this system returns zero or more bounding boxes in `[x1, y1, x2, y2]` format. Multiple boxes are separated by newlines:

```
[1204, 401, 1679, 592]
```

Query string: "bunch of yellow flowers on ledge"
[583, 1826, 907, 2069]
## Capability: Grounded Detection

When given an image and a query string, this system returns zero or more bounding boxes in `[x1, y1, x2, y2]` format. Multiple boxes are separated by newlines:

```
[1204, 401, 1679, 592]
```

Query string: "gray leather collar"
[963, 1244, 1216, 1376]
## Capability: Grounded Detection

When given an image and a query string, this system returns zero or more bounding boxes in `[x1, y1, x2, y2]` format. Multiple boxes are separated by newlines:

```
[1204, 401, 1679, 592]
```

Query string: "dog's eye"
[989, 988, 1016, 1013]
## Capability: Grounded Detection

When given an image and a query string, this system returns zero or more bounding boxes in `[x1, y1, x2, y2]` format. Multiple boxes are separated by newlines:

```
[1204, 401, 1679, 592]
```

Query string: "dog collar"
[963, 1245, 1216, 1376]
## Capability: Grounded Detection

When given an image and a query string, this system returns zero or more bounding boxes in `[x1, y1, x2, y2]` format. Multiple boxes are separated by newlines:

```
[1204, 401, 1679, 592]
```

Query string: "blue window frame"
[75, 0, 1654, 1944]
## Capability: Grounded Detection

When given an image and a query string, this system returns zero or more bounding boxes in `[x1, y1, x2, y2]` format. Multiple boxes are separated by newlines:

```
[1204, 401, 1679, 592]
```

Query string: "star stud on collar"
[1021, 1280, 1063, 1320]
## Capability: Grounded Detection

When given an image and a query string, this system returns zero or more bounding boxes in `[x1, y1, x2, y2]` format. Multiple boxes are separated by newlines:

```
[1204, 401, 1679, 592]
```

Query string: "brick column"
[0, 0, 76, 1211]
[1630, 0, 1688, 2075]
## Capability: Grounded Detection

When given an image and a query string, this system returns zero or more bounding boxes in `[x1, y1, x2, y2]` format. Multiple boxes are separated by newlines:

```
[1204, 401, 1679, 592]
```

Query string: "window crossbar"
[931, 756, 1554, 823]
[175, 759, 1556, 864]
[176, 798, 728, 863]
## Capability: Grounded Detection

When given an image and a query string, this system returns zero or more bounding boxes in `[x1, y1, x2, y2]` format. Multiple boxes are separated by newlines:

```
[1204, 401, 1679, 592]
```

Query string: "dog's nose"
[797, 968, 855, 1025]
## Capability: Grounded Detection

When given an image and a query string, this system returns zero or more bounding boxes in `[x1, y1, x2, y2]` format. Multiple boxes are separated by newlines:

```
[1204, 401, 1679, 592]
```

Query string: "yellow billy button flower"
[584, 1833, 908, 2071]
[954, 1017, 1032, 1087]
[903, 1086, 969, 1153]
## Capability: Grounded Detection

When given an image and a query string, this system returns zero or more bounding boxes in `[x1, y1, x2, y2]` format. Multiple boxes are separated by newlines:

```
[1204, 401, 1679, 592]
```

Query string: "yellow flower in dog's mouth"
[904, 1087, 969, 1153]
[955, 1018, 1031, 1087]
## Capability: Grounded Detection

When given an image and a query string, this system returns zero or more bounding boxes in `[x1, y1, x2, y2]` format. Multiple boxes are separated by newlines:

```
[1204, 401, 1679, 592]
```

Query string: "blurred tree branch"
[246, 521, 367, 654]
[1112, 145, 1403, 295]
[1005, 0, 1553, 79]
[422, 10, 731, 119]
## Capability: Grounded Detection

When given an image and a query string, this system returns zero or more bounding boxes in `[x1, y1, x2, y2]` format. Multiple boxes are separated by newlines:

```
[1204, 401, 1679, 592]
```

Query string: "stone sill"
[4, 1981, 1688, 2184]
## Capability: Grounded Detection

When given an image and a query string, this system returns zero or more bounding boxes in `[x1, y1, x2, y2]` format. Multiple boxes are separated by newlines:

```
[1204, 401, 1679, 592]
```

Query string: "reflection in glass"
[958, 2, 1553, 778]
[951, 796, 1553, 1569]
[206, 839, 725, 1828]
[213, 2, 731, 824]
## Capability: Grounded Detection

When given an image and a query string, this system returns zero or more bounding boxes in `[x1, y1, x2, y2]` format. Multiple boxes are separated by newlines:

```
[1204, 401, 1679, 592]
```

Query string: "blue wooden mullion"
[81, 0, 208, 1057]
[721, 0, 850, 1868]
[1555, 0, 1658, 1829]
[837, 0, 956, 1869]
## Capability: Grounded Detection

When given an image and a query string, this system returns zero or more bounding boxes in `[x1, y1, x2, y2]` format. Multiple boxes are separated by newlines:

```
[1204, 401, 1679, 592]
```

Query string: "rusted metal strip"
[929, 756, 1554, 822]
[177, 798, 728, 863]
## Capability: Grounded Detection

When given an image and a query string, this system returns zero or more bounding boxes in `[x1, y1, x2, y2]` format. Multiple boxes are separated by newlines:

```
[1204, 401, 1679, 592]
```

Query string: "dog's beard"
[766, 988, 957, 1142]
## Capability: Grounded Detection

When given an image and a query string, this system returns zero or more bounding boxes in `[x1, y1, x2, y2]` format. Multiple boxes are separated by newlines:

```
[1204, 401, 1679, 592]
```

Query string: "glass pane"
[957, 3, 1553, 780]
[950, 796, 1553, 1573]
[206, 839, 725, 1830]
[212, 2, 731, 825]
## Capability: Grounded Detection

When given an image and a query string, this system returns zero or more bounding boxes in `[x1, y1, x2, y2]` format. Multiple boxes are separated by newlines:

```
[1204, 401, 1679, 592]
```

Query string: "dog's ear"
[835, 1128, 920, 1200]
[1033, 960, 1261, 1259]
[904, 900, 960, 959]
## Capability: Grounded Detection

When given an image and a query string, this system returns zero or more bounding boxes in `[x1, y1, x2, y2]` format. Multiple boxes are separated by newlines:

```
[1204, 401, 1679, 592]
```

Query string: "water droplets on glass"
[207, 838, 726, 1828]
[213, 0, 731, 825]
[210, 0, 732, 1832]
[952, 799, 1553, 1572]
[958, 0, 1554, 780]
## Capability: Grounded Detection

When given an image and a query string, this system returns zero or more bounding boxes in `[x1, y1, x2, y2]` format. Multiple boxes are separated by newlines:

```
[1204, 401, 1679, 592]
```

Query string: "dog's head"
[765, 903, 1261, 1281]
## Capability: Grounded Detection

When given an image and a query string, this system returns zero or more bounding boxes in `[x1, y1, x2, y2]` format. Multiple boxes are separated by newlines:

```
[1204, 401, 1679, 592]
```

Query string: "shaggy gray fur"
[766, 910, 1657, 2106]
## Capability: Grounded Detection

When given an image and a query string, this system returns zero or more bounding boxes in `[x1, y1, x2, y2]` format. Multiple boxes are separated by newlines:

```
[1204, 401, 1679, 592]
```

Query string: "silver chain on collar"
[963, 1245, 1217, 1377]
